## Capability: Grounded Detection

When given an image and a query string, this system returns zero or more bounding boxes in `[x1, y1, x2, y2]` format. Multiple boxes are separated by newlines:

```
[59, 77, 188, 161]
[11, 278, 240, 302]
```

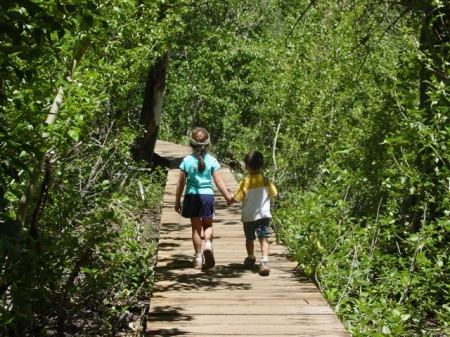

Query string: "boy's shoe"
[259, 260, 270, 276]
[192, 258, 203, 270]
[243, 256, 256, 269]
[203, 246, 215, 269]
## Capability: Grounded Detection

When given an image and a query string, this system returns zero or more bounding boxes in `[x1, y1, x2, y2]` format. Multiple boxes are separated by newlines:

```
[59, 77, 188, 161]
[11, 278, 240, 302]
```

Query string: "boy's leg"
[243, 221, 257, 255]
[243, 222, 257, 268]
[259, 237, 270, 258]
[258, 237, 270, 276]
[244, 239, 256, 269]
[256, 219, 271, 276]
[246, 239, 255, 256]
[256, 219, 271, 257]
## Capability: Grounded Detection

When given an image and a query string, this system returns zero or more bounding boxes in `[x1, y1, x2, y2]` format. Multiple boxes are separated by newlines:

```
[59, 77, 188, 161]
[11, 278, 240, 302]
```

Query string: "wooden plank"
[149, 141, 350, 336]
[147, 315, 350, 336]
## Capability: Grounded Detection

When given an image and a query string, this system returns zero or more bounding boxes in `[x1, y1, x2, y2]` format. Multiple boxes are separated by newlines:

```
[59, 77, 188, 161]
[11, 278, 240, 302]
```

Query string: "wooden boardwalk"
[147, 140, 351, 336]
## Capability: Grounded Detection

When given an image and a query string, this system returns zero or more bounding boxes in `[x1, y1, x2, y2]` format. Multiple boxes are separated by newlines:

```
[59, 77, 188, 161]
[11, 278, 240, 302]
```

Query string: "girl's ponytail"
[189, 127, 210, 173]
[196, 146, 206, 173]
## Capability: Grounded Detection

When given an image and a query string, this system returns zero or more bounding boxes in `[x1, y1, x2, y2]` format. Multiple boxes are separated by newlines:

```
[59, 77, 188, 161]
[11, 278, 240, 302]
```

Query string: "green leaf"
[68, 130, 79, 141]
[400, 314, 411, 321]
[409, 234, 420, 242]
[83, 15, 94, 28]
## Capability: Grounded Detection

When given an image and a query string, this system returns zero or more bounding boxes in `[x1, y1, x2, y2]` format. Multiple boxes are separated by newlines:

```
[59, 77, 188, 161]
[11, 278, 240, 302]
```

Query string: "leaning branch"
[285, 0, 316, 46]
[17, 88, 64, 228]
[272, 120, 281, 172]
[16, 37, 90, 229]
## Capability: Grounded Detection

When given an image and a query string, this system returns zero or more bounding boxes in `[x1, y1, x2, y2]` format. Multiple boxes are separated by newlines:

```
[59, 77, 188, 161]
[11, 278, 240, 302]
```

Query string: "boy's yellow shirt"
[234, 173, 277, 223]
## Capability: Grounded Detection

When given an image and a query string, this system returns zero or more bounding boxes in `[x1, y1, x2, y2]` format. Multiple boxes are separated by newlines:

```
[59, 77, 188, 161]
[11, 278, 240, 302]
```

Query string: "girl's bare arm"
[174, 170, 186, 213]
[212, 170, 233, 205]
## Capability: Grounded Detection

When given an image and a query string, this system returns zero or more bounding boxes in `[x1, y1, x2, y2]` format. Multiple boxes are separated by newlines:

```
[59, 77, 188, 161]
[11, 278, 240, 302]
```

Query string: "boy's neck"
[248, 169, 261, 175]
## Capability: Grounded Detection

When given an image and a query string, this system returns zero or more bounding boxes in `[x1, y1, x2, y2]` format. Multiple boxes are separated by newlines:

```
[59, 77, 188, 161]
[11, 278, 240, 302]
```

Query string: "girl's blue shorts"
[181, 194, 215, 218]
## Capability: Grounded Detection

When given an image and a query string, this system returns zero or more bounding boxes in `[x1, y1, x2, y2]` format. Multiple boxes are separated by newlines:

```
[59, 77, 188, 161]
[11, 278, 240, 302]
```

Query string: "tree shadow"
[158, 222, 188, 236]
[145, 327, 189, 336]
[147, 260, 251, 335]
[146, 162, 313, 335]
[152, 262, 250, 293]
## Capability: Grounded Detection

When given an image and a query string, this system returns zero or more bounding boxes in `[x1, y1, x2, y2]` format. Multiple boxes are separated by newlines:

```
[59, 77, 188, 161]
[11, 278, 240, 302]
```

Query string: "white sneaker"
[259, 260, 270, 276]
[203, 246, 215, 269]
[192, 257, 202, 270]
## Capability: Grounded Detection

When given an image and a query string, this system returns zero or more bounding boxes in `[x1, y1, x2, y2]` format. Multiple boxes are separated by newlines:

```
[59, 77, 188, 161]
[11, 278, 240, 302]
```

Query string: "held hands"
[226, 194, 235, 206]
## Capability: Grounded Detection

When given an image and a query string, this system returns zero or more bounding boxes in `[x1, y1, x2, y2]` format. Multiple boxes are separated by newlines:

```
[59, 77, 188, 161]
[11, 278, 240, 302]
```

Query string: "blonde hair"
[189, 127, 210, 173]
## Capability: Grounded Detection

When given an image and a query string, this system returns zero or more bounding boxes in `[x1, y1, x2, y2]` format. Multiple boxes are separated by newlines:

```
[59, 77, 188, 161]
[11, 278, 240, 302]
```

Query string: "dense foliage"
[0, 1, 175, 335]
[1, 0, 449, 336]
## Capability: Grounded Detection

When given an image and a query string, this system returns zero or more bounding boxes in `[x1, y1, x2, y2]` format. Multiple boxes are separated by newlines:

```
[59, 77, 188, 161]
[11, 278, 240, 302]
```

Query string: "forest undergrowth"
[2, 0, 449, 336]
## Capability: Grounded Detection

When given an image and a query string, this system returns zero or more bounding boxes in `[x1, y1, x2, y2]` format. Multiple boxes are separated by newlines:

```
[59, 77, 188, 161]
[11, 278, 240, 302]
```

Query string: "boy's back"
[232, 150, 277, 276]
[234, 173, 277, 223]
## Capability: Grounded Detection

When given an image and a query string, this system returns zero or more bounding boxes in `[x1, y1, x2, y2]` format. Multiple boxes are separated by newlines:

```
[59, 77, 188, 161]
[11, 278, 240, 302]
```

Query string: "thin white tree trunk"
[17, 87, 64, 228]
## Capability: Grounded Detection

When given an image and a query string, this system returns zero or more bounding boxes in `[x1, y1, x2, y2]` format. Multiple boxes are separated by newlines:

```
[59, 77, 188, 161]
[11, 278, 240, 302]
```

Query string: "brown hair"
[189, 127, 211, 173]
[244, 151, 264, 170]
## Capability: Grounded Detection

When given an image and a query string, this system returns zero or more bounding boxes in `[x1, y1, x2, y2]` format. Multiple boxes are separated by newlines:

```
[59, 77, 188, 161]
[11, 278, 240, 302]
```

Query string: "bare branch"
[285, 0, 316, 46]
[272, 120, 281, 172]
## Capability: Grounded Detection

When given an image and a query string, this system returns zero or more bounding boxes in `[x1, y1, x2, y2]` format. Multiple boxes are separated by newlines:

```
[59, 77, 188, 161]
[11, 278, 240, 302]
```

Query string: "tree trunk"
[137, 52, 170, 163]
[11, 37, 89, 334]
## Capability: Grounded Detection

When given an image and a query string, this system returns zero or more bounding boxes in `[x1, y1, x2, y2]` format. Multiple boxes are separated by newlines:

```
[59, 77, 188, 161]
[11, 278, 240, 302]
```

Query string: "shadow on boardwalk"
[146, 140, 351, 337]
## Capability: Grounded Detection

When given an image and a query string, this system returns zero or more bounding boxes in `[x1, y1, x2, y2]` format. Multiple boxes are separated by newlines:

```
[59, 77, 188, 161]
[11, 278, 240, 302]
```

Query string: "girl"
[174, 127, 233, 270]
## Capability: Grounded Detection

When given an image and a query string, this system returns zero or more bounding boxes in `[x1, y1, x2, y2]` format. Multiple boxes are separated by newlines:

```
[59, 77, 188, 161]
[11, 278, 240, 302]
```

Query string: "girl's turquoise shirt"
[179, 153, 221, 195]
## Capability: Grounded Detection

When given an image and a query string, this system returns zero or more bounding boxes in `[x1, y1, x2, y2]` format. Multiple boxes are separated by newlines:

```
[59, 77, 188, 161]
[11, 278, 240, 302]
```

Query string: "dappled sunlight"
[147, 141, 350, 336]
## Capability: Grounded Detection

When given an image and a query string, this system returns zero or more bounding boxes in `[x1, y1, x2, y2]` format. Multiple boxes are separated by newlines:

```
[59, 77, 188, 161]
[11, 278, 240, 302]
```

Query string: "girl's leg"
[201, 217, 214, 244]
[191, 218, 203, 269]
[201, 217, 215, 268]
[191, 217, 203, 254]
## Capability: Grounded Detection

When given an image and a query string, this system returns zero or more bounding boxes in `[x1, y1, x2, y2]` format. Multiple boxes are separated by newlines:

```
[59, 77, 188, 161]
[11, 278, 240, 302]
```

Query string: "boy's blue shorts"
[181, 194, 215, 218]
[243, 218, 271, 240]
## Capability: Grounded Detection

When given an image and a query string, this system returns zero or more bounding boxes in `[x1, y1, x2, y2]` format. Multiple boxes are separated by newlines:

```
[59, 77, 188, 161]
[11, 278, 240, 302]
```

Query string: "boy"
[232, 151, 277, 276]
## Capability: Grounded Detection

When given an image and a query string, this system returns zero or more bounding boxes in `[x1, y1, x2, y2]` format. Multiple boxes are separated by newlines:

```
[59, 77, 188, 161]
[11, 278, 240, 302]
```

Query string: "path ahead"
[147, 140, 350, 336]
